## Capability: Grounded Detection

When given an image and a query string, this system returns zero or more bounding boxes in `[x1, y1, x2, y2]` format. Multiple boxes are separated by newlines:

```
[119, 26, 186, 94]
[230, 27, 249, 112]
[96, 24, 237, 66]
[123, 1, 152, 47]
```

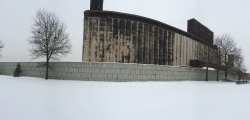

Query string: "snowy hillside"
[0, 75, 250, 120]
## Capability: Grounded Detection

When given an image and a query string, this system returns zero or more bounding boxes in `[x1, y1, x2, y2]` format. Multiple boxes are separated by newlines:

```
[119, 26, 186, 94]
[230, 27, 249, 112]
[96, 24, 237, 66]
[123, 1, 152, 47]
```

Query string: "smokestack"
[90, 0, 103, 11]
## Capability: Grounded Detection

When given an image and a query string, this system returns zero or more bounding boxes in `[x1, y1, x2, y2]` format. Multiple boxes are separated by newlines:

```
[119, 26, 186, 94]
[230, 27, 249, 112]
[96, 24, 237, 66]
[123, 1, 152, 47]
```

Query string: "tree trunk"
[225, 53, 228, 79]
[216, 69, 219, 81]
[206, 66, 208, 81]
[46, 57, 49, 80]
[225, 69, 228, 79]
[46, 41, 49, 80]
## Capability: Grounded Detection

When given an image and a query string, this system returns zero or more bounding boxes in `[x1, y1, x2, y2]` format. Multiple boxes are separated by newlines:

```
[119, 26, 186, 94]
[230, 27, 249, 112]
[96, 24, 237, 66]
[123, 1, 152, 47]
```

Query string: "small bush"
[14, 63, 22, 77]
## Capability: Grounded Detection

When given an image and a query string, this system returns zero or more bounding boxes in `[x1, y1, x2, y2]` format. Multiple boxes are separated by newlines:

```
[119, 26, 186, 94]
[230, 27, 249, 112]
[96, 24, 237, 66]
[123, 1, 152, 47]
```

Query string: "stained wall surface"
[83, 10, 217, 67]
[0, 62, 234, 81]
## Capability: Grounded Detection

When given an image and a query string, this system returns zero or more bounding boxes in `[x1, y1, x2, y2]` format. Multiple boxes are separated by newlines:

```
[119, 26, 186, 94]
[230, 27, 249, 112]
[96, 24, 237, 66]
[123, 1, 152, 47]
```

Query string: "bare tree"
[233, 48, 247, 80]
[215, 33, 237, 80]
[29, 9, 71, 79]
[0, 40, 4, 56]
[195, 45, 217, 81]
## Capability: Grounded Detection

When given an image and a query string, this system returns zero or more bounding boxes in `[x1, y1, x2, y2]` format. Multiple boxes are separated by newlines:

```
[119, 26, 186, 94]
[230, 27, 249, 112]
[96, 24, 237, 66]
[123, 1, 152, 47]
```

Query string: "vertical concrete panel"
[188, 38, 191, 64]
[197, 41, 200, 60]
[110, 18, 116, 62]
[83, 17, 89, 61]
[158, 28, 163, 65]
[119, 19, 125, 63]
[178, 34, 181, 66]
[190, 38, 193, 61]
[167, 30, 171, 65]
[131, 21, 137, 63]
[90, 17, 99, 61]
[149, 26, 154, 64]
[144, 24, 149, 64]
[103, 18, 108, 62]
[173, 33, 176, 66]
[194, 41, 197, 59]
[197, 42, 201, 60]
[182, 36, 185, 66]
[180, 35, 185, 66]
[113, 19, 119, 62]
[177, 35, 180, 66]
[141, 23, 145, 64]
[179, 35, 182, 66]
[87, 18, 93, 61]
[183, 36, 186, 66]
[192, 39, 195, 59]
[106, 18, 113, 61]
[179, 34, 182, 66]
[137, 22, 142, 63]
[182, 37, 184, 66]
[187, 37, 190, 66]
[162, 29, 165, 65]
[166, 30, 169, 65]
[88, 18, 93, 62]
[125, 20, 131, 63]
[134, 22, 140, 64]
[129, 22, 134, 63]
[173, 33, 177, 66]
[154, 27, 158, 64]
[169, 31, 172, 65]
[88, 18, 93, 61]
[171, 32, 175, 65]
[188, 38, 192, 66]
[99, 17, 105, 62]
[96, 18, 100, 61]
[147, 24, 151, 64]
[186, 37, 188, 66]
[163, 29, 167, 65]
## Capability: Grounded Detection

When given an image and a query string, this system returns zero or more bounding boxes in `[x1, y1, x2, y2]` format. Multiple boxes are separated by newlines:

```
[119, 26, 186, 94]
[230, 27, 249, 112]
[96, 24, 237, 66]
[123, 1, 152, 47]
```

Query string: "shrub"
[14, 63, 22, 77]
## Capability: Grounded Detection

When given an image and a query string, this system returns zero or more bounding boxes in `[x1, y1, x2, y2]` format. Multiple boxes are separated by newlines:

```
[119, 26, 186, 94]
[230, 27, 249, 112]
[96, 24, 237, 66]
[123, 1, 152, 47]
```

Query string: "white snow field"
[0, 75, 250, 120]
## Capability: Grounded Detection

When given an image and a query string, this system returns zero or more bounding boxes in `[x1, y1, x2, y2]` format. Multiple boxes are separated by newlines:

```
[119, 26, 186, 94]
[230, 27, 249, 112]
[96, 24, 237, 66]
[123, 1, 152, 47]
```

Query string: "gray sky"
[0, 0, 250, 71]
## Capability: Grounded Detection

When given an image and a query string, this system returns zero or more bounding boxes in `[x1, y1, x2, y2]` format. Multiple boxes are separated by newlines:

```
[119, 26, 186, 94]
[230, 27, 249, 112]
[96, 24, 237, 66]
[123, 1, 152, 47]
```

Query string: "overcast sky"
[0, 0, 250, 71]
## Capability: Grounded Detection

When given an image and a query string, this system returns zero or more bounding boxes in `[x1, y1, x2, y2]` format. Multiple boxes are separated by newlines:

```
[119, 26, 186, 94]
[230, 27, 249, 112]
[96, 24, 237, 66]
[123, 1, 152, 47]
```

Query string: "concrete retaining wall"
[0, 62, 236, 81]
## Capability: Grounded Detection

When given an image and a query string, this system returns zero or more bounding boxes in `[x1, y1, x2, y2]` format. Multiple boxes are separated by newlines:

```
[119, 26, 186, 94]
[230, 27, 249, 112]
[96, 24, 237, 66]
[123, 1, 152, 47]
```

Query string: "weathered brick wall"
[0, 62, 236, 81]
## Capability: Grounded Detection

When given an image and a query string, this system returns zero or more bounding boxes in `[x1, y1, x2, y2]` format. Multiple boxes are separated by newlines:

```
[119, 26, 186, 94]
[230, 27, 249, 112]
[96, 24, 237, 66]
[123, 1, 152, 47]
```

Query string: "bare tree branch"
[29, 9, 72, 79]
[195, 44, 217, 81]
[214, 33, 243, 79]
[233, 48, 247, 80]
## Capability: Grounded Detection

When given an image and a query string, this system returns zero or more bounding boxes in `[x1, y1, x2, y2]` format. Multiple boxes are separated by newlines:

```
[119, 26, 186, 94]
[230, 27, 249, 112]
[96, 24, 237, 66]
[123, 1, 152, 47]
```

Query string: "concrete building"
[82, 0, 217, 67]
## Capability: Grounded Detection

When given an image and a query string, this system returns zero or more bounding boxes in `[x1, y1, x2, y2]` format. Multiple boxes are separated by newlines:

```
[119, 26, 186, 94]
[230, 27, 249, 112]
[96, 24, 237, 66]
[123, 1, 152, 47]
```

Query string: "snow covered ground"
[0, 75, 250, 120]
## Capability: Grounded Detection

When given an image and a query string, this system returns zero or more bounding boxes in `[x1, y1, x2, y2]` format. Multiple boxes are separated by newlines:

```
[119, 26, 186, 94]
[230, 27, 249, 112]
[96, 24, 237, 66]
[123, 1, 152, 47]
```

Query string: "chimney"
[90, 0, 104, 11]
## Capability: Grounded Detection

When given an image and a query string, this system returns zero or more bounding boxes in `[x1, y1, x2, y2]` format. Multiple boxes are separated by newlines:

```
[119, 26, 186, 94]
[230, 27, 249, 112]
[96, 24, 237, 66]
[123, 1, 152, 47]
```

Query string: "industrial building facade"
[83, 0, 217, 67]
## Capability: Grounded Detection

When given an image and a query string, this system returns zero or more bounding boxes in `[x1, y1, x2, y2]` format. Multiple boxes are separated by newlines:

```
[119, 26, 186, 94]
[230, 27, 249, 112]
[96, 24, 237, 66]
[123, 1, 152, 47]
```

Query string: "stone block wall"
[0, 62, 236, 81]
